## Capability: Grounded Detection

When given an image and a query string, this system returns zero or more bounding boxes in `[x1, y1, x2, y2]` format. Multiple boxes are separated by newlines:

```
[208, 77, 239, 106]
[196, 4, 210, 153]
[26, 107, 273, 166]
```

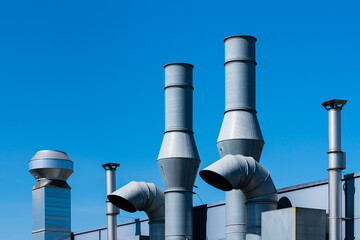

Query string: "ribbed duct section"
[108, 181, 165, 240]
[29, 150, 74, 240]
[157, 63, 200, 240]
[218, 35, 264, 161]
[200, 35, 277, 240]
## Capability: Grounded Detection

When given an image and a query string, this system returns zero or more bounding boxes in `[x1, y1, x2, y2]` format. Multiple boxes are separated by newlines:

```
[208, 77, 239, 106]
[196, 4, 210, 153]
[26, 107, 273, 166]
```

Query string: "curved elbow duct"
[108, 181, 164, 240]
[200, 155, 277, 239]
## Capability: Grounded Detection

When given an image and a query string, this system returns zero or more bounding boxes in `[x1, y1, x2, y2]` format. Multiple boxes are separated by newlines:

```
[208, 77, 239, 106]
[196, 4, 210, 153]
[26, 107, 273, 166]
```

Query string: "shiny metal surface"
[29, 150, 74, 181]
[108, 181, 165, 240]
[222, 35, 262, 240]
[226, 190, 246, 240]
[218, 36, 264, 162]
[102, 163, 119, 240]
[322, 99, 347, 240]
[158, 63, 200, 240]
[203, 35, 269, 240]
[200, 154, 277, 240]
[29, 150, 73, 240]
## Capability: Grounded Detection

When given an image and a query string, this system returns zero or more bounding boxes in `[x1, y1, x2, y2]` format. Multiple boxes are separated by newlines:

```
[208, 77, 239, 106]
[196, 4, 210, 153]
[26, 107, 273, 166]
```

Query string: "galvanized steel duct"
[29, 150, 74, 240]
[322, 99, 347, 240]
[157, 63, 200, 240]
[200, 155, 277, 240]
[103, 163, 120, 240]
[200, 35, 276, 240]
[218, 35, 264, 161]
[108, 181, 165, 240]
[220, 35, 265, 240]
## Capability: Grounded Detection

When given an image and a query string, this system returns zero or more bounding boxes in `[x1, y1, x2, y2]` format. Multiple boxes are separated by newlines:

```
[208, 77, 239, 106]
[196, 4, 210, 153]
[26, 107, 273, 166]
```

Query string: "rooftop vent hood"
[29, 150, 74, 240]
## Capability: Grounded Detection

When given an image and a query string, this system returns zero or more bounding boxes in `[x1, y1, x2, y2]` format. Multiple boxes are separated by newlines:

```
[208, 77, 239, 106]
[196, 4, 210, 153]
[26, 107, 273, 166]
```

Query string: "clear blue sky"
[1, 0, 359, 239]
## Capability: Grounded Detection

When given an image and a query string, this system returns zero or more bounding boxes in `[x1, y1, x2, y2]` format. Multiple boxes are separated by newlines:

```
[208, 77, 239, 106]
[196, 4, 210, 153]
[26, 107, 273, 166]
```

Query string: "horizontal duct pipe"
[108, 181, 165, 240]
[200, 154, 277, 240]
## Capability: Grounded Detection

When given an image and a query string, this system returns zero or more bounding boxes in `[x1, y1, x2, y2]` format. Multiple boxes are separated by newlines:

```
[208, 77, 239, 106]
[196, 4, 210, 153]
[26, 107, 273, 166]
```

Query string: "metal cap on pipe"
[322, 99, 347, 110]
[29, 150, 73, 181]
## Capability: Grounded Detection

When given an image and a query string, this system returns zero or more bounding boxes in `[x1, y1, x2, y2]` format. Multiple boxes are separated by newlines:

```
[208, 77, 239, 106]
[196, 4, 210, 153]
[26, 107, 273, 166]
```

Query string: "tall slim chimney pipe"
[322, 99, 347, 240]
[103, 163, 120, 240]
[29, 150, 73, 240]
[157, 63, 200, 240]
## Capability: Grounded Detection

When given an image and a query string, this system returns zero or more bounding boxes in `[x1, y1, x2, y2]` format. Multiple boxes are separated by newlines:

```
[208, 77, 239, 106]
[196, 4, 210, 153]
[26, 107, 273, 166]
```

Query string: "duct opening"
[200, 154, 277, 239]
[108, 181, 165, 240]
[199, 170, 232, 191]
[107, 195, 137, 213]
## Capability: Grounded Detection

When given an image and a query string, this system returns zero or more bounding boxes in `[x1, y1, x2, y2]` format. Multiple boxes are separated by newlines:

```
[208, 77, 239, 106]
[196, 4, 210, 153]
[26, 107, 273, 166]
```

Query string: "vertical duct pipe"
[29, 150, 74, 240]
[322, 99, 347, 240]
[103, 163, 120, 240]
[157, 63, 201, 240]
[108, 181, 165, 240]
[200, 35, 277, 240]
[219, 35, 264, 240]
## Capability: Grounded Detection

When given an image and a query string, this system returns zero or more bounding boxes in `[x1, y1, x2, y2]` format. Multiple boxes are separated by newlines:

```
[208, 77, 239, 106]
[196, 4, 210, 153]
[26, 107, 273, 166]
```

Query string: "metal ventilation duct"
[157, 63, 200, 240]
[103, 163, 120, 240]
[29, 150, 74, 240]
[322, 99, 347, 240]
[199, 35, 277, 240]
[200, 155, 277, 239]
[108, 181, 165, 240]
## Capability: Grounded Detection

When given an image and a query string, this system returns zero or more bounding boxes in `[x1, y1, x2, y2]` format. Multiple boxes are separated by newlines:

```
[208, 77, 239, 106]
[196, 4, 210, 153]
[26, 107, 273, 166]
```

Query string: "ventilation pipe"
[108, 181, 165, 240]
[157, 63, 200, 240]
[29, 150, 73, 240]
[199, 35, 277, 240]
[322, 99, 347, 240]
[103, 163, 120, 240]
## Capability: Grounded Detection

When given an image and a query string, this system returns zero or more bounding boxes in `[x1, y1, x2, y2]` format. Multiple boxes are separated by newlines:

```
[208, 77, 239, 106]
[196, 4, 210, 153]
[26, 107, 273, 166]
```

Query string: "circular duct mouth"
[107, 195, 137, 213]
[199, 170, 233, 191]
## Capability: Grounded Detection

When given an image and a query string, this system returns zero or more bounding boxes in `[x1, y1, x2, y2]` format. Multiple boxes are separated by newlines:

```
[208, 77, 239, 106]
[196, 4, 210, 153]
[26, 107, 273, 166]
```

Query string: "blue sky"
[1, 0, 359, 239]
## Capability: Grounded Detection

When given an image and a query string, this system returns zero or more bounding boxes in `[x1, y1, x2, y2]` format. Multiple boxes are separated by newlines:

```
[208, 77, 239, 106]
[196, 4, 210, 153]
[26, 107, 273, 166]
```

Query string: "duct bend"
[108, 181, 165, 240]
[200, 154, 277, 240]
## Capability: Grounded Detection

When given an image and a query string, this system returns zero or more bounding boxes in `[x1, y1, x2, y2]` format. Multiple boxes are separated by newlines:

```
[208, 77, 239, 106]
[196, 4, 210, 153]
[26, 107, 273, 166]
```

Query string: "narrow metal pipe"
[103, 163, 120, 240]
[322, 99, 347, 240]
[226, 190, 246, 240]
[158, 63, 200, 240]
